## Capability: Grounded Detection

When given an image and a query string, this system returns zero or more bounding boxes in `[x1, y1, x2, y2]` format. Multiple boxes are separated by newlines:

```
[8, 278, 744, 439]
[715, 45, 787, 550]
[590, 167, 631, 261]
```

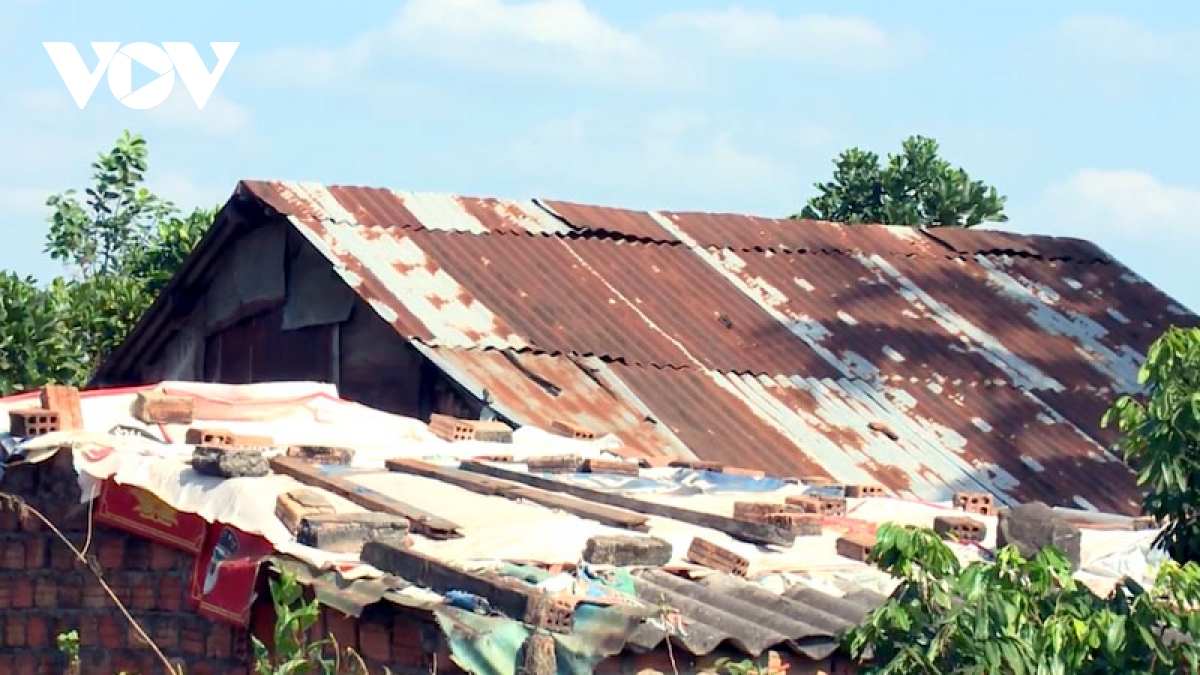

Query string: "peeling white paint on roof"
[976, 257, 1143, 393]
[1106, 309, 1131, 325]
[794, 278, 816, 292]
[275, 181, 362, 224]
[1074, 496, 1098, 512]
[837, 310, 858, 325]
[882, 346, 905, 363]
[854, 253, 1065, 393]
[971, 418, 992, 433]
[1021, 455, 1045, 472]
[1064, 278, 1084, 290]
[291, 215, 528, 350]
[1169, 304, 1190, 316]
[487, 198, 572, 235]
[396, 192, 490, 234]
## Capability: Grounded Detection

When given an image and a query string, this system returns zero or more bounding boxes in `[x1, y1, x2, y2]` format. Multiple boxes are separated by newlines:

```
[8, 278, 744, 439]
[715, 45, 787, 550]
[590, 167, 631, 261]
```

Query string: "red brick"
[1, 540, 26, 569]
[159, 574, 185, 612]
[81, 579, 108, 608]
[0, 508, 18, 532]
[16, 507, 41, 533]
[11, 578, 32, 609]
[206, 623, 232, 658]
[12, 652, 35, 675]
[359, 620, 391, 663]
[129, 573, 157, 610]
[57, 575, 82, 607]
[0, 577, 11, 609]
[125, 537, 152, 570]
[33, 577, 56, 607]
[151, 543, 185, 570]
[150, 617, 181, 652]
[181, 625, 205, 656]
[25, 615, 47, 649]
[99, 615, 124, 649]
[97, 537, 124, 569]
[77, 614, 99, 645]
[50, 543, 77, 570]
[4, 615, 25, 647]
[324, 609, 358, 653]
[23, 538, 45, 568]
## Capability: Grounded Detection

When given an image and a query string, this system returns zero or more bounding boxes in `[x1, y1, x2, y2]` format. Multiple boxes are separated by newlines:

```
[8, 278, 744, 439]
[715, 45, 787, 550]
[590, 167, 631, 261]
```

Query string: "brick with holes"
[933, 515, 987, 543]
[954, 492, 995, 516]
[549, 420, 596, 441]
[8, 409, 59, 438]
[429, 414, 513, 443]
[185, 428, 234, 446]
[523, 592, 576, 634]
[785, 494, 847, 518]
[686, 537, 749, 577]
[844, 484, 887, 499]
[836, 531, 877, 562]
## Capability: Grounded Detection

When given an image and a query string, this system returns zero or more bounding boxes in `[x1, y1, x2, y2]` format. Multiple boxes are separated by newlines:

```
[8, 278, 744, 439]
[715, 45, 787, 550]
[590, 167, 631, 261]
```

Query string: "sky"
[0, 0, 1197, 310]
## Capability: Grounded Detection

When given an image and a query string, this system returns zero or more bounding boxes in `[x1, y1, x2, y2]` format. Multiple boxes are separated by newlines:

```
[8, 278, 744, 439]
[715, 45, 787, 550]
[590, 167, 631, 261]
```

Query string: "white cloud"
[251, 0, 920, 88]
[502, 110, 814, 214]
[145, 88, 253, 137]
[653, 8, 924, 70]
[1037, 169, 1200, 242]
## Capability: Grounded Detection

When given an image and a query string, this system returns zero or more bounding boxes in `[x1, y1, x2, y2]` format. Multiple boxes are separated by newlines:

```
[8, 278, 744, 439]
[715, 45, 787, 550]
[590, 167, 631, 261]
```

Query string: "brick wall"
[0, 449, 250, 674]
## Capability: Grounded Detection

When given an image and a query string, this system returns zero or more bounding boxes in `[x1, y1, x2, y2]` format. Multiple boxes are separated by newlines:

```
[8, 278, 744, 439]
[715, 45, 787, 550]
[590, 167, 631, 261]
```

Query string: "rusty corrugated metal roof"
[231, 179, 1200, 514]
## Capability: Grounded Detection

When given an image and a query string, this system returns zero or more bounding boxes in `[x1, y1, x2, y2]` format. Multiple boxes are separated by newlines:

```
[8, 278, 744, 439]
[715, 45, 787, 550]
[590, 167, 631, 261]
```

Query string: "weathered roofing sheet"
[234, 179, 1200, 514]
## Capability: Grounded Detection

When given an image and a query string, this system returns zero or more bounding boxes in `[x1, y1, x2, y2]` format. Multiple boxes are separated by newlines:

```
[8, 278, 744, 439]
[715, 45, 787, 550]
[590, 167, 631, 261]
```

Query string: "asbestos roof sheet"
[217, 180, 1200, 513]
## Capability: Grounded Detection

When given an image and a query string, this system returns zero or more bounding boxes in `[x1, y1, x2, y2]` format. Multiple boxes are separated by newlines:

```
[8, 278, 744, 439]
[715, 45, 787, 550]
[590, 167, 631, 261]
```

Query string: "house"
[92, 180, 1200, 515]
[0, 381, 1159, 674]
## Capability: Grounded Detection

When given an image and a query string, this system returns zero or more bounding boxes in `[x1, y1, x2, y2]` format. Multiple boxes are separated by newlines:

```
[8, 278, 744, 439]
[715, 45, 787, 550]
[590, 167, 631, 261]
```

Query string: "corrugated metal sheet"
[413, 345, 695, 460]
[627, 571, 885, 658]
[227, 179, 1197, 514]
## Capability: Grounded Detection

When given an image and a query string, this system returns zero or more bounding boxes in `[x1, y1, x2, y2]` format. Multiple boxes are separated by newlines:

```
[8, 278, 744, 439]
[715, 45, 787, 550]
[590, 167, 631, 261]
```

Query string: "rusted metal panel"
[413, 346, 692, 460]
[926, 228, 1114, 261]
[244, 180, 569, 235]
[219, 181, 1189, 516]
[537, 199, 679, 241]
[657, 210, 942, 255]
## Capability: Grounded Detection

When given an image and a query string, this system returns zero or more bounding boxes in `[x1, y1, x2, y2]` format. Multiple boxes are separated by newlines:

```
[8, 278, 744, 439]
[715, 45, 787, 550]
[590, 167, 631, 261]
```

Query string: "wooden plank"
[269, 456, 461, 539]
[361, 540, 575, 634]
[460, 461, 795, 547]
[384, 458, 649, 531]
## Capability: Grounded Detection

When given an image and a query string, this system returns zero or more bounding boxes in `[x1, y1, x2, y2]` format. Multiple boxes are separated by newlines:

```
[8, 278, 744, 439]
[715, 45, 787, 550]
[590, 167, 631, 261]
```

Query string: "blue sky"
[0, 1, 1197, 309]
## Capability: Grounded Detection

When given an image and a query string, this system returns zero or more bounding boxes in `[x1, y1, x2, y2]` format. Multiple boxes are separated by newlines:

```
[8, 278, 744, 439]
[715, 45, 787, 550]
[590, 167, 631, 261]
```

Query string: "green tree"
[1105, 327, 1200, 563]
[844, 523, 1200, 674]
[798, 135, 1008, 228]
[0, 131, 213, 393]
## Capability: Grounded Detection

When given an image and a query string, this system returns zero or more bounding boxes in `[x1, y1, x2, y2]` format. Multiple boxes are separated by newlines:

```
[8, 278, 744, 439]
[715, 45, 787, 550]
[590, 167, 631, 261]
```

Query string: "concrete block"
[296, 512, 411, 554]
[276, 489, 336, 534]
[191, 445, 269, 479]
[582, 535, 673, 566]
[997, 501, 1081, 570]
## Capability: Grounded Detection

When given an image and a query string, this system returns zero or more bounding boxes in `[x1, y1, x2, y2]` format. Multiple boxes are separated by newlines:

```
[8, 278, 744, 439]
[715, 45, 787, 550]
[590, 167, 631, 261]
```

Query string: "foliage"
[252, 570, 375, 675]
[1104, 326, 1200, 564]
[0, 131, 213, 393]
[843, 523, 1200, 674]
[798, 135, 1007, 228]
